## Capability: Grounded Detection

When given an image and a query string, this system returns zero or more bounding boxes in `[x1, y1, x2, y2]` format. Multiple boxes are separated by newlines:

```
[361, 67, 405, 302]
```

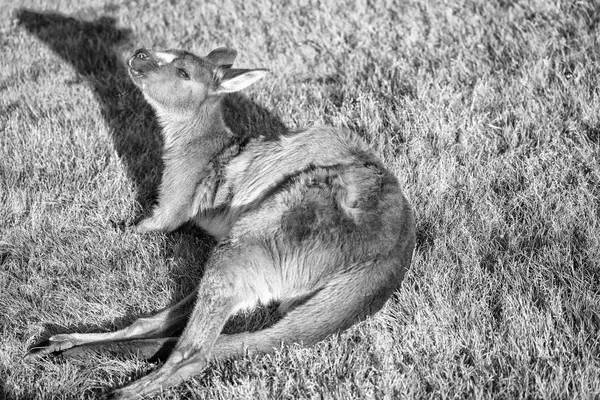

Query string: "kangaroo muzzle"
[128, 48, 157, 76]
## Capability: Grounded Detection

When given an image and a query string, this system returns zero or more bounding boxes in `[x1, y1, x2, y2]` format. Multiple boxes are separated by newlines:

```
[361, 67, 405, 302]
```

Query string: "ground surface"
[1, 0, 599, 399]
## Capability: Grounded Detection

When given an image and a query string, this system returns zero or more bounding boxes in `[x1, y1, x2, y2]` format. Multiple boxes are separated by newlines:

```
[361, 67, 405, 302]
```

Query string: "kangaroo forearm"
[137, 170, 204, 232]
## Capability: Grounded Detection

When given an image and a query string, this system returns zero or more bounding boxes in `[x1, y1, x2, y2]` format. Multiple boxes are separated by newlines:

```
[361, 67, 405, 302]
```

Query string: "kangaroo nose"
[129, 48, 153, 72]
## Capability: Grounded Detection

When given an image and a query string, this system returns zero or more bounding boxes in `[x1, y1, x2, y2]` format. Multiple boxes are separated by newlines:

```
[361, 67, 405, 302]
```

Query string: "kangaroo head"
[127, 47, 267, 117]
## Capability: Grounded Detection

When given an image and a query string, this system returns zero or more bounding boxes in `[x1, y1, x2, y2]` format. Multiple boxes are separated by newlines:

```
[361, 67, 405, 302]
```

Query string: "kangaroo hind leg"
[105, 261, 254, 400]
[28, 289, 197, 357]
[56, 337, 179, 362]
[210, 267, 397, 361]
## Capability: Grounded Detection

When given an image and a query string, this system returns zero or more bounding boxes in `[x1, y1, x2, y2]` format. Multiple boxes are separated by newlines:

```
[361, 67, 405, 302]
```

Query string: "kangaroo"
[31, 47, 416, 399]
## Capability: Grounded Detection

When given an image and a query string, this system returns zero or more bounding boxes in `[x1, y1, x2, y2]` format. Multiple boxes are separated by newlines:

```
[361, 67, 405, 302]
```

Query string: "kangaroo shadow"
[16, 8, 286, 219]
[16, 9, 161, 214]
[18, 9, 287, 360]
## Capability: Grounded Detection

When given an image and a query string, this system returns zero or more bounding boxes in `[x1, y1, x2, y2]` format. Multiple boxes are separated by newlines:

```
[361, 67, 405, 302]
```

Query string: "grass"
[1, 0, 600, 398]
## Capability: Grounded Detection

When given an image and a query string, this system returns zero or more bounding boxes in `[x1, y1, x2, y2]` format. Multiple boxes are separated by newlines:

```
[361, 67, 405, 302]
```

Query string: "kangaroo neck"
[158, 98, 233, 159]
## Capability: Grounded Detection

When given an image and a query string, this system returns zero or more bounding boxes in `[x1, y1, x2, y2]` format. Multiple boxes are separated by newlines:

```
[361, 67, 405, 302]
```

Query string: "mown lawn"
[1, 0, 600, 399]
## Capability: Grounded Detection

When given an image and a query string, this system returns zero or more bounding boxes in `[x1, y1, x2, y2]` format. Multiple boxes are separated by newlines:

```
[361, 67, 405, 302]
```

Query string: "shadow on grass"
[17, 8, 286, 363]
[16, 9, 161, 214]
[15, 8, 286, 218]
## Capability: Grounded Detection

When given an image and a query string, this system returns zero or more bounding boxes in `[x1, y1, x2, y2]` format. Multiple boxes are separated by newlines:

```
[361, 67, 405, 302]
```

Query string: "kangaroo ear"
[213, 68, 268, 94]
[206, 47, 237, 68]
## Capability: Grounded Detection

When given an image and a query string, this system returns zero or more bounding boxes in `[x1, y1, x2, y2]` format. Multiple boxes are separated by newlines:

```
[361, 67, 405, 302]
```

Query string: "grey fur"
[32, 47, 416, 399]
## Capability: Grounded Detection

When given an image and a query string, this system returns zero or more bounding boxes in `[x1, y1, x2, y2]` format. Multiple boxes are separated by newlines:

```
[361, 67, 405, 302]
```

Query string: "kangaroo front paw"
[132, 217, 161, 234]
[133, 214, 184, 234]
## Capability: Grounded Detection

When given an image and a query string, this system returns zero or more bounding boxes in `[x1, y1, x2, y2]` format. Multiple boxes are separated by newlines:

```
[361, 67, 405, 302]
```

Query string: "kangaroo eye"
[177, 68, 190, 79]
